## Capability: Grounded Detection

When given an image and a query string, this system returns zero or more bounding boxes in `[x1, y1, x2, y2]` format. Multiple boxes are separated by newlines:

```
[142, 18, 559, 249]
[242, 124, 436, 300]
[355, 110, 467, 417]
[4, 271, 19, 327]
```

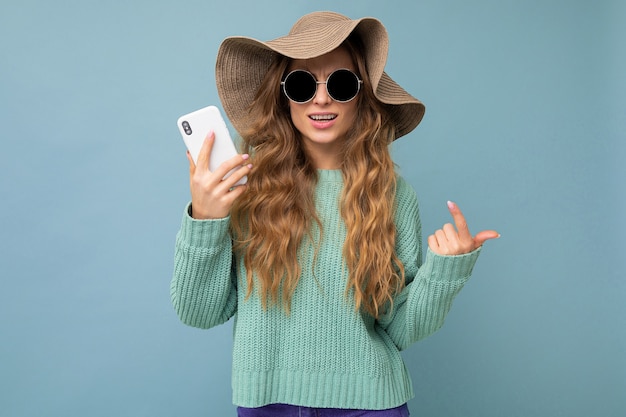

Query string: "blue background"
[1, 0, 624, 416]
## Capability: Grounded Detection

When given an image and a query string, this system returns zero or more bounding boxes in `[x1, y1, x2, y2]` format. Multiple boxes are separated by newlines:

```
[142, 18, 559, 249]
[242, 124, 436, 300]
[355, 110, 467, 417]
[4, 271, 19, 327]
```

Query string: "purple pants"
[237, 403, 409, 417]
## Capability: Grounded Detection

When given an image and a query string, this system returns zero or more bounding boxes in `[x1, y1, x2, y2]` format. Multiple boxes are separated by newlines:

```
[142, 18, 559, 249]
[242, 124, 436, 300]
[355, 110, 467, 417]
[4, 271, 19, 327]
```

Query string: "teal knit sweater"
[171, 170, 480, 410]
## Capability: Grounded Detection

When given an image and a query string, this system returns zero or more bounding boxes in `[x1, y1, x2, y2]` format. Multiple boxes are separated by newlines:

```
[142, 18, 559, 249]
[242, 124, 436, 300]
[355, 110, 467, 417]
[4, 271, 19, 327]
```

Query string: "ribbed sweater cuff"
[422, 246, 482, 282]
[177, 202, 231, 248]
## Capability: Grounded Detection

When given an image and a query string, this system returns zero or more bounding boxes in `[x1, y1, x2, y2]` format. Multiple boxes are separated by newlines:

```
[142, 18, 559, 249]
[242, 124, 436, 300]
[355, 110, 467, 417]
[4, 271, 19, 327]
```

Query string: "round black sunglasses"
[281, 69, 363, 103]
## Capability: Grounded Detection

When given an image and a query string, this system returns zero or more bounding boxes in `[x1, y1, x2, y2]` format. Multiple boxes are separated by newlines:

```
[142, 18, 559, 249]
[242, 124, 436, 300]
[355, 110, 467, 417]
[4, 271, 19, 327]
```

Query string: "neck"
[302, 142, 342, 170]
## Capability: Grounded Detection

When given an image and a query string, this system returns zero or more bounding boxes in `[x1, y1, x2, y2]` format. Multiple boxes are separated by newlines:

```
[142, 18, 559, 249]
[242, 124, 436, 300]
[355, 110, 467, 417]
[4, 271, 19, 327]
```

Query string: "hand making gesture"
[428, 201, 500, 256]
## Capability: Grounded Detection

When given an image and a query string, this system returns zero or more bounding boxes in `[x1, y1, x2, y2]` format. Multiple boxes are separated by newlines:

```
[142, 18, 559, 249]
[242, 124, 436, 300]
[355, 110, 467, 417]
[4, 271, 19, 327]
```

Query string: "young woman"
[171, 11, 499, 417]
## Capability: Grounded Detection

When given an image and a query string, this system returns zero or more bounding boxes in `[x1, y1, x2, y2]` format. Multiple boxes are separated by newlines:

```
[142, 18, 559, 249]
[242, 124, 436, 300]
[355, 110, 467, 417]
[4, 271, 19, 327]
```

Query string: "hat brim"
[215, 13, 424, 140]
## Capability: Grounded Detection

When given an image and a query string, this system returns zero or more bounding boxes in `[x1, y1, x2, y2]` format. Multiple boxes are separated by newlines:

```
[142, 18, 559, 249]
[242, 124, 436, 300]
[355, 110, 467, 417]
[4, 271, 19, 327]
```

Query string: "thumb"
[473, 230, 501, 247]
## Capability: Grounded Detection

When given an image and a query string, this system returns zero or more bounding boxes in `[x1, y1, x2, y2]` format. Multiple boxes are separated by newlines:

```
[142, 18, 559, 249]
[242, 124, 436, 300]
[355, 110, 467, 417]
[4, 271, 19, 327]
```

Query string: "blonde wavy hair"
[230, 36, 405, 318]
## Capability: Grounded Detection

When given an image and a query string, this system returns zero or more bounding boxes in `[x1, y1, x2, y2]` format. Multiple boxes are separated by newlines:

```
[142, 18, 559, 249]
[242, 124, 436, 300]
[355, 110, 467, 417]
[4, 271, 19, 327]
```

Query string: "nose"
[312, 80, 331, 105]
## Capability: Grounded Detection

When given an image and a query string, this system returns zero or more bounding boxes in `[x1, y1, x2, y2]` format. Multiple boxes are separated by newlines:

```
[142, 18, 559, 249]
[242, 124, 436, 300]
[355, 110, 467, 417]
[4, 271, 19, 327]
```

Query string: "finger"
[442, 222, 457, 239]
[213, 153, 250, 182]
[219, 162, 253, 191]
[186, 151, 196, 174]
[442, 222, 464, 253]
[473, 230, 501, 247]
[434, 229, 449, 253]
[226, 182, 248, 200]
[196, 131, 215, 172]
[427, 234, 440, 253]
[447, 201, 472, 242]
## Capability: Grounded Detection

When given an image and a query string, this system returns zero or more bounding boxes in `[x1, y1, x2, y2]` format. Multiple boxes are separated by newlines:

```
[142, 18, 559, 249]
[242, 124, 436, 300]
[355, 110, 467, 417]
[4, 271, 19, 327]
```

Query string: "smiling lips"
[309, 113, 337, 125]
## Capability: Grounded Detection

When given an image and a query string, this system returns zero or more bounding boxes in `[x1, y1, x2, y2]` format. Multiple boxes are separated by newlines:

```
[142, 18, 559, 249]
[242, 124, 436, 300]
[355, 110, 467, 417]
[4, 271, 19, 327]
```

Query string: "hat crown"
[289, 11, 350, 35]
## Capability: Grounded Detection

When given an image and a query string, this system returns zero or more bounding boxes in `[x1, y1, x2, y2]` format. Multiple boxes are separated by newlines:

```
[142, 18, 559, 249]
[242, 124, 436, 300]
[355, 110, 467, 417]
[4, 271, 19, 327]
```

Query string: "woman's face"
[287, 47, 359, 169]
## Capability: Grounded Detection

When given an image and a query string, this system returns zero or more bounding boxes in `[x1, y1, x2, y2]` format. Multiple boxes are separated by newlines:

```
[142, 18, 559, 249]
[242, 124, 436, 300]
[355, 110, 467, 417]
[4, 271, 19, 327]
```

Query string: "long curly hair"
[230, 35, 405, 318]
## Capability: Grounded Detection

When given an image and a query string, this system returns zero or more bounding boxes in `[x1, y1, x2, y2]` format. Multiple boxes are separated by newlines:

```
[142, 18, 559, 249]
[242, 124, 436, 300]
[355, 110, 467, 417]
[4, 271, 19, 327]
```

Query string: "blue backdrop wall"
[1, 1, 624, 416]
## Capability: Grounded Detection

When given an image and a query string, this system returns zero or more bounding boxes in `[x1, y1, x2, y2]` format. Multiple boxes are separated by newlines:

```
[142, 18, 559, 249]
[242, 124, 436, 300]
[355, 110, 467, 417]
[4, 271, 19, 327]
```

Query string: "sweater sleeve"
[377, 178, 481, 350]
[170, 203, 238, 329]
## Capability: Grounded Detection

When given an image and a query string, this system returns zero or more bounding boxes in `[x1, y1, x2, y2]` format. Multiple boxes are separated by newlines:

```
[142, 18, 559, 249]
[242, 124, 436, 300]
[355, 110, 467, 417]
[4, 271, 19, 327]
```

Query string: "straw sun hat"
[215, 11, 425, 140]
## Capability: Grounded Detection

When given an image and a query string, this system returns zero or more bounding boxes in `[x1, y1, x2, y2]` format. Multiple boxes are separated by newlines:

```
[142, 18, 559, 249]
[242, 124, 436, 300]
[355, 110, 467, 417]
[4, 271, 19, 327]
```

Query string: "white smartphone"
[177, 105, 247, 185]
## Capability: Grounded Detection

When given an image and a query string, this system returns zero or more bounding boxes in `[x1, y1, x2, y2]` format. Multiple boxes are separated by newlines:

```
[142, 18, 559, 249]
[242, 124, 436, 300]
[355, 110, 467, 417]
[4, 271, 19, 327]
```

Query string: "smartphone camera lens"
[182, 121, 192, 135]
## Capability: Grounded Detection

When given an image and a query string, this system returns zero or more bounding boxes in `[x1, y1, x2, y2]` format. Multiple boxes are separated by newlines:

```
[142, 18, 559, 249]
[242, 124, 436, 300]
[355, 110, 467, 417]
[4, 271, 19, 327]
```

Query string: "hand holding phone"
[177, 105, 247, 186]
[177, 105, 250, 219]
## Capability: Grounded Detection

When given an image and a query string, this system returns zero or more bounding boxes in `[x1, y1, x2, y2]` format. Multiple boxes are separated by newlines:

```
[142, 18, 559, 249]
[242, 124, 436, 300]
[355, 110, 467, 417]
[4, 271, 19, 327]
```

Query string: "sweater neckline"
[317, 169, 343, 183]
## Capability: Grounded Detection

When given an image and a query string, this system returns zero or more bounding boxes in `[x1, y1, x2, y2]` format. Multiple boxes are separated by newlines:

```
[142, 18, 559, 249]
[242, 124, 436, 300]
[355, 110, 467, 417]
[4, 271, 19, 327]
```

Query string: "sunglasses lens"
[283, 71, 317, 103]
[327, 69, 360, 102]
